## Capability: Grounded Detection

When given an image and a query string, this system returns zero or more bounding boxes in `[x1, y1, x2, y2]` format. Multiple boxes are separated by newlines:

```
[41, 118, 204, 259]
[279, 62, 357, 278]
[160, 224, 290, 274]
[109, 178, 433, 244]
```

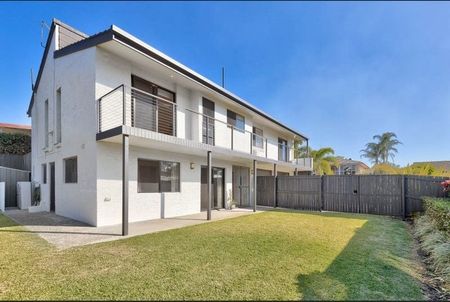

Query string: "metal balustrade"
[97, 85, 311, 168]
[97, 85, 177, 136]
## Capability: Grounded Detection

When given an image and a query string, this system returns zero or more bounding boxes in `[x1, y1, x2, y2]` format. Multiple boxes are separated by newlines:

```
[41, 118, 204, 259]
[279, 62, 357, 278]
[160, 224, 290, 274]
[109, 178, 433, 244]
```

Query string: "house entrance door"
[49, 162, 55, 212]
[201, 167, 225, 210]
[232, 166, 250, 207]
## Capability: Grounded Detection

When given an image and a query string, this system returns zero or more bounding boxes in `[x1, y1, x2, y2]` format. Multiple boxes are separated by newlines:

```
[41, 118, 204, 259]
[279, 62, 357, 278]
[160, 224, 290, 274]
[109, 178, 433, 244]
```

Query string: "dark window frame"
[202, 98, 215, 145]
[131, 75, 177, 136]
[131, 75, 176, 102]
[227, 109, 245, 132]
[55, 88, 62, 144]
[64, 156, 78, 184]
[138, 159, 181, 193]
[44, 99, 49, 148]
[42, 163, 47, 184]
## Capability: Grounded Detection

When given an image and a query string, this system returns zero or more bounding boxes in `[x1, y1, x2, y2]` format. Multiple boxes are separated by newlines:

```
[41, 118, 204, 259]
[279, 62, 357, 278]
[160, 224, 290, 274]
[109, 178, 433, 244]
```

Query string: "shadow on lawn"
[296, 217, 422, 301]
[0, 214, 119, 236]
[267, 207, 378, 222]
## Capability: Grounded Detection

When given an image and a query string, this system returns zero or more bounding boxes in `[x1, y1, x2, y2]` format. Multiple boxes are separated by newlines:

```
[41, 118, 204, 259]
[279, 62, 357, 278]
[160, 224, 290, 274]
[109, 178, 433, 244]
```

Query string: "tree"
[360, 142, 381, 165]
[299, 146, 338, 175]
[361, 132, 401, 164]
[293, 137, 304, 159]
[0, 133, 31, 155]
[369, 163, 400, 175]
[373, 132, 401, 163]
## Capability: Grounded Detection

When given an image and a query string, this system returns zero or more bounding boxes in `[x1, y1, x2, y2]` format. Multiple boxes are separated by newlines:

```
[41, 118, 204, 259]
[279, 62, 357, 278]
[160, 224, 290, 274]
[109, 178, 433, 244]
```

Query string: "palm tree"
[374, 132, 401, 163]
[361, 132, 401, 164]
[360, 142, 381, 165]
[299, 146, 338, 175]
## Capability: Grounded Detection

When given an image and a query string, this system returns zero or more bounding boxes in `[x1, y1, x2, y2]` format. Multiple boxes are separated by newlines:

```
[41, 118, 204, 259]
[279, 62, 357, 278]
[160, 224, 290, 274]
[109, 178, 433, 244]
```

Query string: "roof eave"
[30, 22, 310, 141]
[111, 26, 309, 140]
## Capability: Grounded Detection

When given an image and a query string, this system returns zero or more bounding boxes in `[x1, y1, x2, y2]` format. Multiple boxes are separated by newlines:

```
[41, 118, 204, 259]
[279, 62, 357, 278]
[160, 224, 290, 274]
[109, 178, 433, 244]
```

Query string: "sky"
[0, 1, 449, 166]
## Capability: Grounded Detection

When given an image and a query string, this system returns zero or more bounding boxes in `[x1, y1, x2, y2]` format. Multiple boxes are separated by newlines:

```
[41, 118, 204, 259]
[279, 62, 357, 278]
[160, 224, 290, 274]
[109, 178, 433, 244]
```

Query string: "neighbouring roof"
[0, 123, 31, 130]
[413, 161, 450, 171]
[336, 158, 370, 169]
[27, 19, 309, 140]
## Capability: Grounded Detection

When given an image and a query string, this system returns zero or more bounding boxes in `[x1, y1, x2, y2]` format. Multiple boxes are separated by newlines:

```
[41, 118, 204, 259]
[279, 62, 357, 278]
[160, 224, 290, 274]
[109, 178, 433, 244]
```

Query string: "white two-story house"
[28, 19, 313, 232]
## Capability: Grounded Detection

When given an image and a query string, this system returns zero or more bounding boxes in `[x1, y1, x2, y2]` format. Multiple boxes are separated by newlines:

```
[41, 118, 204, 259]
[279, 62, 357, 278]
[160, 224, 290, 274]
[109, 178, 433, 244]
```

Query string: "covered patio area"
[3, 207, 266, 250]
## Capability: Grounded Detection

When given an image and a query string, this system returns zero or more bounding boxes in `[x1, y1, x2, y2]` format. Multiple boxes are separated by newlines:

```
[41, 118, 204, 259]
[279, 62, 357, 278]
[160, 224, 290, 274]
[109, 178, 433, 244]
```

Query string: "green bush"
[415, 198, 450, 291]
[0, 133, 31, 155]
[423, 197, 450, 236]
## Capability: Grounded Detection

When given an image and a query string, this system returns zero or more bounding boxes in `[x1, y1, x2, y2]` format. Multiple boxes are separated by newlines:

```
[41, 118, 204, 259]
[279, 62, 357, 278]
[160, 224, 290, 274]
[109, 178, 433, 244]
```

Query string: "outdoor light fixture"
[190, 162, 195, 170]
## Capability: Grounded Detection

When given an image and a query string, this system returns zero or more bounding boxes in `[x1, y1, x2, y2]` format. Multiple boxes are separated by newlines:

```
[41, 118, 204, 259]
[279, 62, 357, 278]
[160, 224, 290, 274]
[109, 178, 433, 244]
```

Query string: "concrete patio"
[3, 208, 265, 250]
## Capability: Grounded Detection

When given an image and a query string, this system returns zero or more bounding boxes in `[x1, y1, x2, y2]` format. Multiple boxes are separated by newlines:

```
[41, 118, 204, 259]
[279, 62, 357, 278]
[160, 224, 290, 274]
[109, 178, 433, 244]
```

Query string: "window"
[138, 159, 180, 193]
[55, 88, 62, 144]
[227, 110, 245, 132]
[202, 98, 215, 145]
[44, 99, 49, 148]
[64, 157, 77, 183]
[42, 164, 47, 184]
[131, 75, 176, 136]
[278, 138, 288, 162]
[252, 127, 264, 148]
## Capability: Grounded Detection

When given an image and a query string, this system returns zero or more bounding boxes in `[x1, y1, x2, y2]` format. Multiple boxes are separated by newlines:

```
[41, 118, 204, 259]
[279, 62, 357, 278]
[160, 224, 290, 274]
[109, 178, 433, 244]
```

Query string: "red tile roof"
[0, 123, 31, 130]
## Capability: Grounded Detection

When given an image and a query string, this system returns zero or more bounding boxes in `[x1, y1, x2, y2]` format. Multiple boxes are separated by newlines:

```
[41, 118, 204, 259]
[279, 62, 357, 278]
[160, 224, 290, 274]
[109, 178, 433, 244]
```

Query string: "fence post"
[358, 175, 361, 214]
[402, 175, 406, 220]
[320, 176, 324, 211]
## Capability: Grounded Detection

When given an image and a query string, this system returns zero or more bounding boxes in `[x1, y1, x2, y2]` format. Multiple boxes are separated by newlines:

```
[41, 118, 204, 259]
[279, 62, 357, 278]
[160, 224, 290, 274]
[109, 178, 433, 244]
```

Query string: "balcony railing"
[97, 85, 311, 168]
[97, 85, 176, 136]
[186, 109, 293, 161]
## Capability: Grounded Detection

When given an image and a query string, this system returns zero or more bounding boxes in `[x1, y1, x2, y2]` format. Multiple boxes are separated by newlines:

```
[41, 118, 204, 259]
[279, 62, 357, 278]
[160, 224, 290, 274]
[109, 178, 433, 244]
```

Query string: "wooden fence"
[257, 175, 448, 217]
[0, 166, 31, 207]
[0, 153, 31, 171]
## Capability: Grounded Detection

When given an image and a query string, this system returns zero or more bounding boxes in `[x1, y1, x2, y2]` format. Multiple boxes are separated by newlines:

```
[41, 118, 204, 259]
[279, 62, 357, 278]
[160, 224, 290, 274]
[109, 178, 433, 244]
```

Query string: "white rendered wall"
[0, 182, 4, 212]
[95, 48, 295, 159]
[96, 142, 234, 226]
[31, 24, 98, 225]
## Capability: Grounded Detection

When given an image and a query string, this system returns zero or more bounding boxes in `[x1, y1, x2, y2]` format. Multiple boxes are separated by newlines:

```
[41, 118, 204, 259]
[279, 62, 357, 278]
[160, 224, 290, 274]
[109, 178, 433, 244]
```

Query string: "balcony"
[97, 85, 312, 170]
[97, 85, 177, 135]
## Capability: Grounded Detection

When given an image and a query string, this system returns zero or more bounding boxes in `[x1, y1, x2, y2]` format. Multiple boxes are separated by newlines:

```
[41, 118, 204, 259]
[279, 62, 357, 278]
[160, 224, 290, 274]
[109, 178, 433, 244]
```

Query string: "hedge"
[0, 133, 31, 155]
[423, 197, 450, 236]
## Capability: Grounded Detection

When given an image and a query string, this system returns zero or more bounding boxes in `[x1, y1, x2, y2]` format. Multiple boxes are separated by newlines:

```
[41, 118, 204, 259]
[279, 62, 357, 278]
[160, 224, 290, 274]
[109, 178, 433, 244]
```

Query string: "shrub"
[415, 197, 450, 291]
[0, 133, 31, 155]
[423, 197, 450, 236]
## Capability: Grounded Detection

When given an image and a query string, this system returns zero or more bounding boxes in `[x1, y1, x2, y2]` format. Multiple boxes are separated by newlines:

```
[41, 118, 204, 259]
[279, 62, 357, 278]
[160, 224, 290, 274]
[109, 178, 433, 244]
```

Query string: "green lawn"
[0, 210, 424, 300]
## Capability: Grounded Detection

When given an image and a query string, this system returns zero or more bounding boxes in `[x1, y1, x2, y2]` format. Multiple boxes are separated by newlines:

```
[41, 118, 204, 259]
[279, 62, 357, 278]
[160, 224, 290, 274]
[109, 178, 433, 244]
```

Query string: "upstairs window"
[202, 98, 215, 145]
[278, 138, 288, 162]
[138, 159, 180, 193]
[227, 110, 245, 132]
[44, 99, 49, 148]
[55, 88, 62, 144]
[252, 127, 264, 148]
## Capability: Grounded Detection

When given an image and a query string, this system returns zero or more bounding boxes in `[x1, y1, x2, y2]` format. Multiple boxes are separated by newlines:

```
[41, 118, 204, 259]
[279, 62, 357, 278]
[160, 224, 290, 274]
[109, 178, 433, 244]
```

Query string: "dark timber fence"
[257, 175, 448, 218]
[0, 153, 31, 171]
